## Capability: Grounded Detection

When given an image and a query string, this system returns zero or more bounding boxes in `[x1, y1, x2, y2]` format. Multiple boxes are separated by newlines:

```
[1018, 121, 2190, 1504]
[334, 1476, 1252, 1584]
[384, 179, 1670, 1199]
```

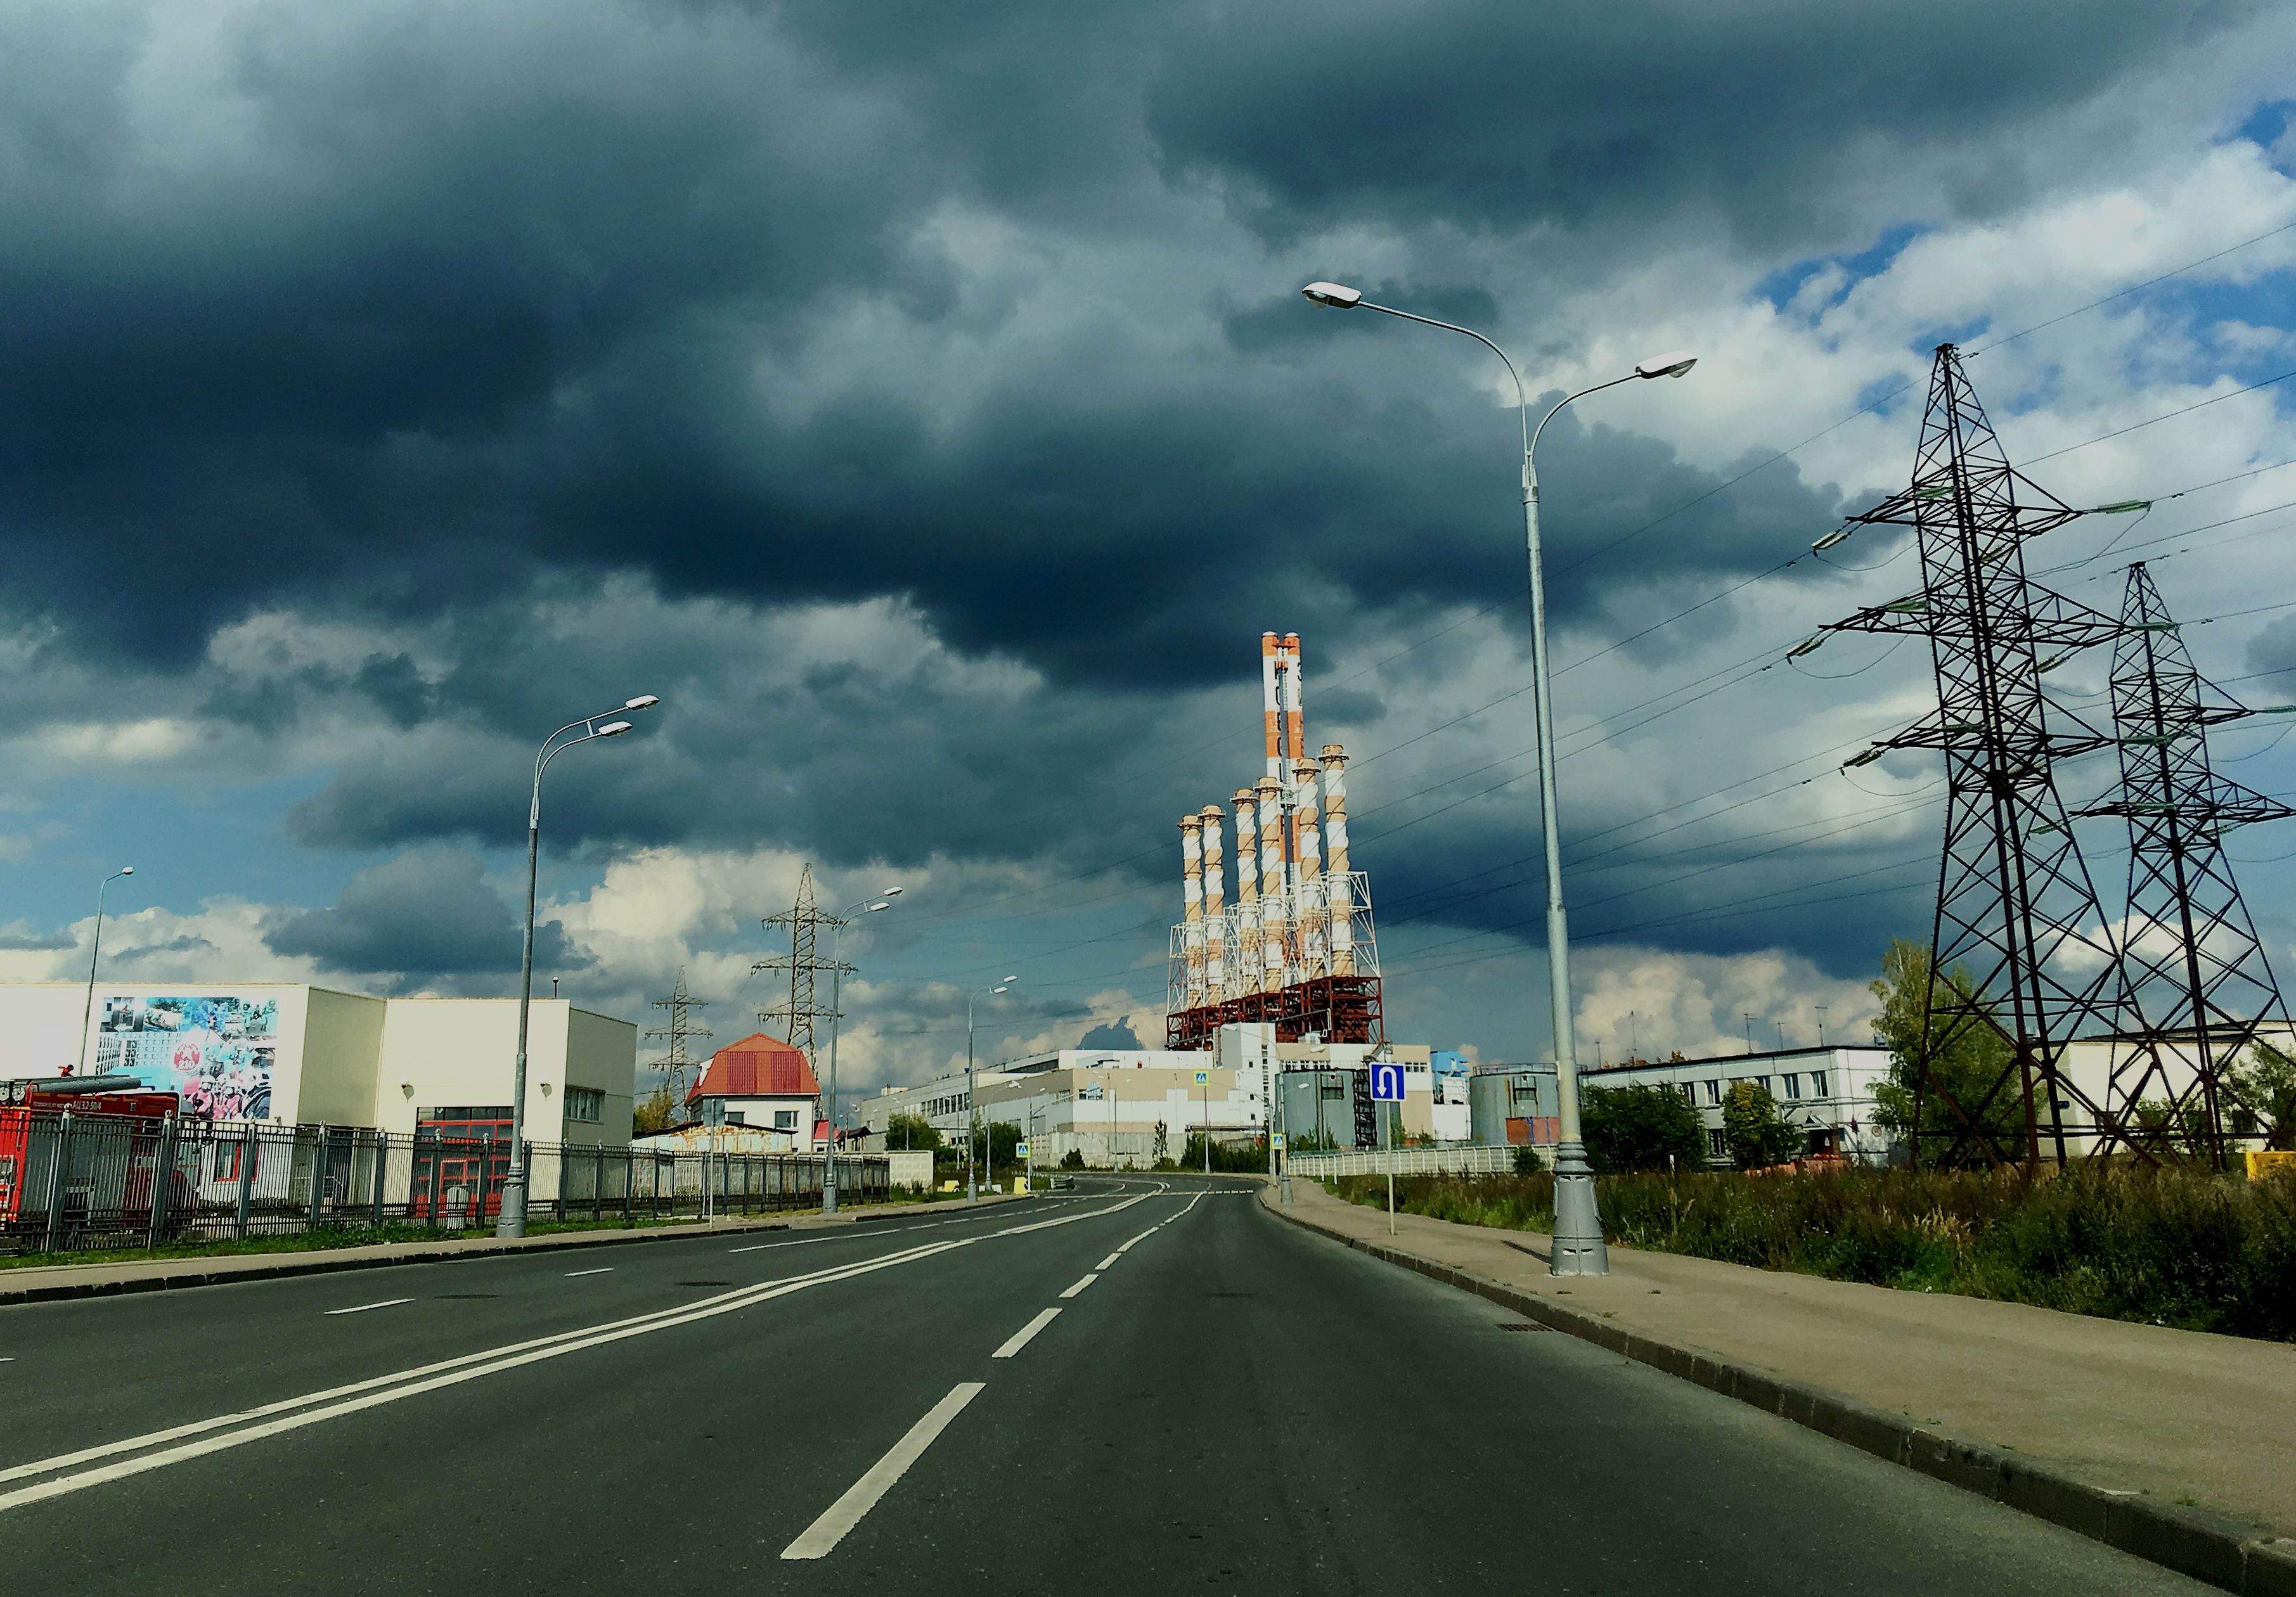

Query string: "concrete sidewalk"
[1264, 1178, 2296, 1595]
[0, 1193, 1022, 1307]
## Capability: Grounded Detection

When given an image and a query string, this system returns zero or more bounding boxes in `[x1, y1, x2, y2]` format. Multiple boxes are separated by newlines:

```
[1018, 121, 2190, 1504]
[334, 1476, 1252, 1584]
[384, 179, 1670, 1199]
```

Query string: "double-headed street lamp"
[822, 887, 901, 1214]
[76, 866, 134, 1079]
[965, 977, 1017, 1201]
[1303, 279, 1696, 1276]
[498, 695, 661, 1239]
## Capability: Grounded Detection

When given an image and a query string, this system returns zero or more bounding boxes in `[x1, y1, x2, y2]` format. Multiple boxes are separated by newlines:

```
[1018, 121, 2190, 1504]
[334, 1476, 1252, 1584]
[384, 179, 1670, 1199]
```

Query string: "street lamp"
[499, 695, 660, 1238]
[822, 887, 901, 1214]
[1302, 279, 1697, 1275]
[966, 977, 1017, 1201]
[75, 866, 134, 1079]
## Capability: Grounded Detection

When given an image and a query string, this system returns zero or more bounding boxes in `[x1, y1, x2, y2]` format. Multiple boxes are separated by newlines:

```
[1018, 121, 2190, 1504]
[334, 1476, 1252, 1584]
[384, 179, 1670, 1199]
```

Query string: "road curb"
[0, 1193, 1026, 1308]
[1259, 1188, 2293, 1595]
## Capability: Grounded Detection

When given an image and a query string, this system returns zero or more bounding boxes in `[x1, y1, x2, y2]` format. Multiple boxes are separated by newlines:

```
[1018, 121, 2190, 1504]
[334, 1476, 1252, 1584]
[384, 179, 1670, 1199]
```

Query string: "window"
[213, 1142, 254, 1183]
[1706, 1128, 1726, 1156]
[1704, 1080, 1722, 1105]
[1677, 1082, 1695, 1101]
[1784, 1074, 1802, 1100]
[773, 1109, 798, 1131]
[565, 1087, 605, 1124]
[724, 1110, 745, 1126]
[1809, 1071, 1828, 1098]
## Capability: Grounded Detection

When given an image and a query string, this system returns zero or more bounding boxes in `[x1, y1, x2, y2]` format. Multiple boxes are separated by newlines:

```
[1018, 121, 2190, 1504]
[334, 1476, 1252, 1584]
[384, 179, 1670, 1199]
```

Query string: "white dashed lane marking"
[1059, 1274, 1098, 1300]
[991, 1308, 1062, 1359]
[322, 1299, 411, 1317]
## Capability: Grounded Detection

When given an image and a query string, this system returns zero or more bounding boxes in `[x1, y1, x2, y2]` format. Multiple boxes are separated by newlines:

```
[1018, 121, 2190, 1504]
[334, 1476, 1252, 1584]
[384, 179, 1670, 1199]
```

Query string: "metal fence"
[1287, 1144, 1519, 1179]
[0, 1110, 889, 1255]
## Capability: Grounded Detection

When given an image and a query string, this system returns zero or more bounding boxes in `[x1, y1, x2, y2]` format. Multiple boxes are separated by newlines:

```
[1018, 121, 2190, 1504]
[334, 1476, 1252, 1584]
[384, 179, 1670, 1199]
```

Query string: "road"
[1, 1176, 2207, 1594]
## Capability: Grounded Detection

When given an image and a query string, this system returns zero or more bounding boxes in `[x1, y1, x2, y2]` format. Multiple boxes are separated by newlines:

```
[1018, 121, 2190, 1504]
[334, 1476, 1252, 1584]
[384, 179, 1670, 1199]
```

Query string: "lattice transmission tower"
[754, 864, 850, 1068]
[2076, 561, 2293, 1164]
[1828, 342, 2148, 1167]
[645, 966, 713, 1105]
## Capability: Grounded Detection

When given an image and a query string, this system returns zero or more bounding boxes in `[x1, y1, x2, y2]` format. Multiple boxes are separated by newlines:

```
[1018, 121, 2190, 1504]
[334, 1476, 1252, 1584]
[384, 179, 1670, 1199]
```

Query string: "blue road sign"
[1370, 1061, 1406, 1102]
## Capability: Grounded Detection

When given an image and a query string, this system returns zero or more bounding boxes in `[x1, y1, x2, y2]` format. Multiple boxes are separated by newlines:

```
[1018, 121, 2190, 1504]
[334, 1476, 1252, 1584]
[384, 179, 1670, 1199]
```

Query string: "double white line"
[0, 1195, 1147, 1515]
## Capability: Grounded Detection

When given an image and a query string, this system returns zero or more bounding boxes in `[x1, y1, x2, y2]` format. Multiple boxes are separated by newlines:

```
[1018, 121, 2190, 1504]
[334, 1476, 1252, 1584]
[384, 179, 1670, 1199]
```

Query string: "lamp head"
[1634, 351, 1698, 380]
[624, 695, 661, 711]
[1301, 281, 1364, 309]
[1003, 973, 1019, 982]
[867, 901, 891, 913]
[117, 866, 134, 877]
[992, 985, 1008, 995]
[597, 721, 634, 737]
[881, 885, 904, 897]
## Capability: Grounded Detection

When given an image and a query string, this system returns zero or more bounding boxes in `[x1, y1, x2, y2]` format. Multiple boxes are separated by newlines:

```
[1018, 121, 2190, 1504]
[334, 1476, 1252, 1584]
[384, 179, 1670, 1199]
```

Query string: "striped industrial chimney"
[1256, 774, 1287, 991]
[1180, 812, 1206, 1006]
[1260, 632, 1284, 783]
[1293, 756, 1325, 978]
[1321, 743, 1354, 975]
[1282, 632, 1305, 765]
[1199, 804, 1227, 999]
[1232, 786, 1261, 994]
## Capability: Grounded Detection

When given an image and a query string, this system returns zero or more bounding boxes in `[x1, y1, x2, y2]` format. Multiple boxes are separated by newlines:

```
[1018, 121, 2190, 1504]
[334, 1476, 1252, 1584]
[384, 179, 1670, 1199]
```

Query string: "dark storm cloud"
[263, 847, 584, 981]
[1143, 0, 2261, 248]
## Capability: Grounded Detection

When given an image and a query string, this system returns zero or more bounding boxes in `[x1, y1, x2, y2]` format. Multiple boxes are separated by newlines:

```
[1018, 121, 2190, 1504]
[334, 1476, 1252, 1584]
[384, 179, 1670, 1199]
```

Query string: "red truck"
[0, 1075, 191, 1240]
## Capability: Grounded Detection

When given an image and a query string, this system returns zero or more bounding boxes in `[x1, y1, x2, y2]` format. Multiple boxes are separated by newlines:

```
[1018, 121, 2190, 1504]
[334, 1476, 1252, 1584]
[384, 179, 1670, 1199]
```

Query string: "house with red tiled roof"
[685, 1032, 825, 1151]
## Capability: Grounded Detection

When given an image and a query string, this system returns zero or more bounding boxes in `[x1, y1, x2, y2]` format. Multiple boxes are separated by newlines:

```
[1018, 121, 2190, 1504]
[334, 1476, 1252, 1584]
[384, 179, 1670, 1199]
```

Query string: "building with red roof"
[685, 1032, 825, 1150]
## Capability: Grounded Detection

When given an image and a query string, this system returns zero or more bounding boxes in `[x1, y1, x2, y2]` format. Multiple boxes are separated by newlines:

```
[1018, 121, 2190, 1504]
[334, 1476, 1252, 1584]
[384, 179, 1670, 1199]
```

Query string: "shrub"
[1512, 1143, 1545, 1176]
[1580, 1082, 1706, 1172]
[1721, 1081, 1804, 1169]
[1059, 1148, 1086, 1170]
[1331, 1163, 2296, 1342]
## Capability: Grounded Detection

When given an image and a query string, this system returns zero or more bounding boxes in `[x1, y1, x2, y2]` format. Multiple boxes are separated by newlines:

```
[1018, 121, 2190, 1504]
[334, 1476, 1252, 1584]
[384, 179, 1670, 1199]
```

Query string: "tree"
[2229, 1042, 2296, 1150]
[1512, 1142, 1545, 1176]
[1579, 1082, 1706, 1172]
[1060, 1148, 1086, 1170]
[1152, 1119, 1170, 1164]
[1868, 937, 2025, 1164]
[886, 1112, 941, 1152]
[633, 1085, 676, 1135]
[1721, 1081, 1805, 1169]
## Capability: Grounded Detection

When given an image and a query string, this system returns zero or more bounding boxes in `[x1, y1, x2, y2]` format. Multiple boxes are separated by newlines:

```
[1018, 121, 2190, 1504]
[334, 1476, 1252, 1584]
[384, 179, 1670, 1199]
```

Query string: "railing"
[0, 1110, 889, 1255]
[1287, 1144, 1517, 1179]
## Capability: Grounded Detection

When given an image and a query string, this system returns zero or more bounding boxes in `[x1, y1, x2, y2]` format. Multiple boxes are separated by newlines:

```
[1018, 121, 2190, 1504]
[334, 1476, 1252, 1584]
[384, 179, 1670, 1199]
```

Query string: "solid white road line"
[1095, 1253, 1119, 1271]
[322, 1299, 411, 1316]
[728, 1236, 841, 1254]
[0, 1190, 1151, 1511]
[1114, 1228, 1156, 1254]
[781, 1382, 986, 1561]
[991, 1307, 1062, 1359]
[1059, 1273, 1098, 1299]
[563, 1268, 613, 1278]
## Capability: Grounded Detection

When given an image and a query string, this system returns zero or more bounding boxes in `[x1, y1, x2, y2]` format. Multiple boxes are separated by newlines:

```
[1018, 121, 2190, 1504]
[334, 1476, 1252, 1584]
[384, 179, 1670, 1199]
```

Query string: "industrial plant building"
[0, 982, 636, 1147]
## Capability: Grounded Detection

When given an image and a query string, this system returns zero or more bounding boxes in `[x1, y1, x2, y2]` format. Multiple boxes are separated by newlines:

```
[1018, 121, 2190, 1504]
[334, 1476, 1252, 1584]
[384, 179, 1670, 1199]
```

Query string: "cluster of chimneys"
[1177, 632, 1357, 1008]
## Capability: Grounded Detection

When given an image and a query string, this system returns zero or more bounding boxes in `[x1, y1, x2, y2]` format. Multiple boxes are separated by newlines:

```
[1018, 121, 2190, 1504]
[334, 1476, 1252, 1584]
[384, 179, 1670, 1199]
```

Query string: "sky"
[4, 1, 2296, 1100]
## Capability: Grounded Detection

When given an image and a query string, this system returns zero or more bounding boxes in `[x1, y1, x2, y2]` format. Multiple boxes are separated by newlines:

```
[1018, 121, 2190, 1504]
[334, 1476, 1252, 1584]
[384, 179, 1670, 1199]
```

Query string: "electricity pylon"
[645, 966, 713, 1106]
[756, 864, 849, 1070]
[1825, 343, 2146, 1166]
[2077, 561, 2293, 1164]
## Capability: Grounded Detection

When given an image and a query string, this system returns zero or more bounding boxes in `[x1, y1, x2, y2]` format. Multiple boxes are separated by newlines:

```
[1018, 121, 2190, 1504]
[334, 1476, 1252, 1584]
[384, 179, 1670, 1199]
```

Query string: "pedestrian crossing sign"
[1194, 1070, 1209, 1085]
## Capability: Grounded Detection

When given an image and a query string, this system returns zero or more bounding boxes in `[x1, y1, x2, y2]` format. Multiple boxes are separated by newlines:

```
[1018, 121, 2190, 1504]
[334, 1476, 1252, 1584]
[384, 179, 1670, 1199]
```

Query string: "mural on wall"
[96, 994, 279, 1120]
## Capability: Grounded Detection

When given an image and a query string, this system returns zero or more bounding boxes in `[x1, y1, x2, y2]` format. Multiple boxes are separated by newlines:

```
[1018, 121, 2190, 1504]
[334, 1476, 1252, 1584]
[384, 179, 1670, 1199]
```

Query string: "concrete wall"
[564, 1006, 638, 1148]
[297, 988, 387, 1127]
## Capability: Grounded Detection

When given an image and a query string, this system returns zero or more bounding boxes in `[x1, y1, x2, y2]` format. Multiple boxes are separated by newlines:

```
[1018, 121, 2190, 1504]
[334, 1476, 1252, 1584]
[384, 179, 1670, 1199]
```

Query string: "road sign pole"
[1384, 1099, 1395, 1235]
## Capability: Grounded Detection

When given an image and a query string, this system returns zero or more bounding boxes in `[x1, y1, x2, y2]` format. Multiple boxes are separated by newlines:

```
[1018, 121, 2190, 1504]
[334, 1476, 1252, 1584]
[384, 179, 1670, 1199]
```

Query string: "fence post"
[554, 1141, 568, 1224]
[42, 1111, 74, 1253]
[370, 1130, 389, 1226]
[306, 1127, 326, 1231]
[594, 1143, 606, 1224]
[148, 1112, 178, 1248]
[236, 1122, 258, 1238]
[427, 1131, 445, 1223]
[621, 1148, 633, 1224]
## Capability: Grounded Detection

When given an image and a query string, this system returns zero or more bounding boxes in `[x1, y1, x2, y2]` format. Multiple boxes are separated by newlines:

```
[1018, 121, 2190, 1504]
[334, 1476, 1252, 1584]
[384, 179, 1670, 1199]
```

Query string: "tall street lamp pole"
[822, 888, 901, 1214]
[498, 694, 661, 1239]
[1303, 280, 1696, 1275]
[76, 866, 134, 1078]
[966, 977, 1017, 1200]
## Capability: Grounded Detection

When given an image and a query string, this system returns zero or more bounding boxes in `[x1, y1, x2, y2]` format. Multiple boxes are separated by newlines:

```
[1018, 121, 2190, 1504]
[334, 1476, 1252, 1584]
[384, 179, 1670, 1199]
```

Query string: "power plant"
[1166, 632, 1384, 1046]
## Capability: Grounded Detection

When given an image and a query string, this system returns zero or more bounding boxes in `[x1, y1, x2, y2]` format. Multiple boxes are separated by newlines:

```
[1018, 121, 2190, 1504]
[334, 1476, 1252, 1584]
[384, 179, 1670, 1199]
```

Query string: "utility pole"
[1743, 1014, 1754, 1056]
[645, 968, 714, 1110]
[1816, 1004, 1830, 1049]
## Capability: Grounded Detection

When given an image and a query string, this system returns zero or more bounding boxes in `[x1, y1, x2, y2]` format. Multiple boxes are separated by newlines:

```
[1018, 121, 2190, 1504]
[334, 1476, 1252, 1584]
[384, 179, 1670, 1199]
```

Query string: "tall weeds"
[1330, 1165, 2296, 1342]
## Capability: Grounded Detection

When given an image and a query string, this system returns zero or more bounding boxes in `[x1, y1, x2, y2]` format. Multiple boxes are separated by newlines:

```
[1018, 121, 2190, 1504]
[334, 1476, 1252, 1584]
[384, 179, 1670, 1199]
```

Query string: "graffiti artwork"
[96, 994, 279, 1121]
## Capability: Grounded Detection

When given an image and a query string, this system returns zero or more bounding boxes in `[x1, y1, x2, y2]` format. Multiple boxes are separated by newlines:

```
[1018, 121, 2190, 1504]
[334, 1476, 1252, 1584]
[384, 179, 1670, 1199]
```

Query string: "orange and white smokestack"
[1321, 743, 1353, 975]
[1180, 812, 1205, 1006]
[1199, 804, 1226, 1000]
[1282, 632, 1305, 766]
[1293, 756, 1325, 978]
[1232, 787, 1260, 994]
[1256, 774, 1287, 991]
[1260, 632, 1283, 783]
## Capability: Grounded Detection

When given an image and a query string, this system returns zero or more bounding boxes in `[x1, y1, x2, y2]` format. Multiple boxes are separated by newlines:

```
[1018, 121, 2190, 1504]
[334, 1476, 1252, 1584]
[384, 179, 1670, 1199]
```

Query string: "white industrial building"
[1578, 1045, 1896, 1165]
[0, 982, 636, 1146]
[853, 1025, 1436, 1165]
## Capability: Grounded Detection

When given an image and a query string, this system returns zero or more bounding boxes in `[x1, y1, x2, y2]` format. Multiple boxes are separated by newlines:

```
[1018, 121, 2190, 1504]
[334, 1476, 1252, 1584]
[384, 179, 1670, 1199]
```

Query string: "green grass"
[1330, 1164, 2296, 1342]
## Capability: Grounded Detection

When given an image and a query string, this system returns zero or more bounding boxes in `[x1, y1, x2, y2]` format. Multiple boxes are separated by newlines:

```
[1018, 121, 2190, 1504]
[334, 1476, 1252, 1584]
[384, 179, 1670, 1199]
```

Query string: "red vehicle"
[0, 1075, 190, 1236]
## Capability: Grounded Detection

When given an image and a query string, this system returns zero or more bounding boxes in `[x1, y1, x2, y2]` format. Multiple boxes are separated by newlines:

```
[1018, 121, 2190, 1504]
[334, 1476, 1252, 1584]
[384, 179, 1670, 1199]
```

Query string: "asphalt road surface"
[1, 1176, 2210, 1594]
